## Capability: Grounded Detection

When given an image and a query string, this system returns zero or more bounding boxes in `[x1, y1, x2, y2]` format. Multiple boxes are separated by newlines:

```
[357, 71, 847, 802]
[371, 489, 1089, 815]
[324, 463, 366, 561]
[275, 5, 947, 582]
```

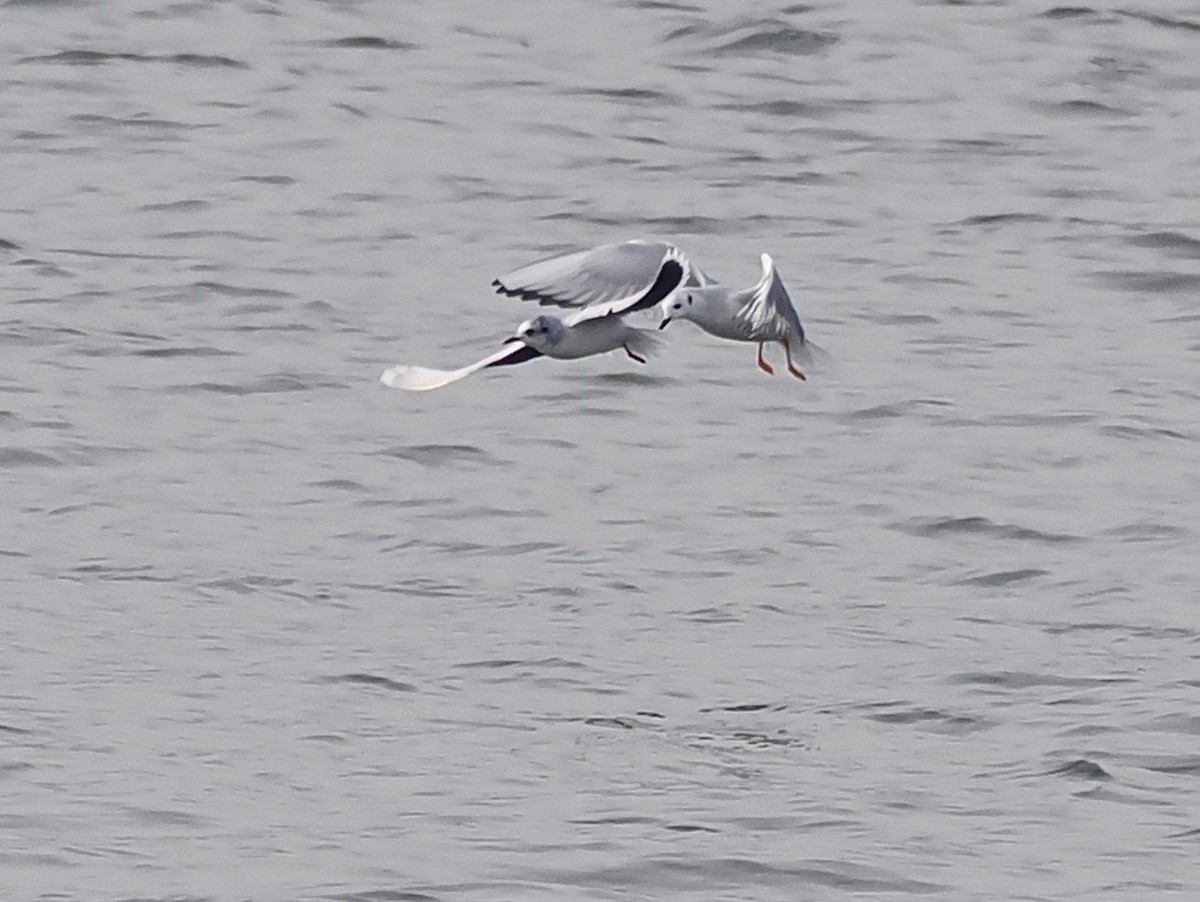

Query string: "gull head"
[512, 314, 565, 350]
[658, 291, 697, 330]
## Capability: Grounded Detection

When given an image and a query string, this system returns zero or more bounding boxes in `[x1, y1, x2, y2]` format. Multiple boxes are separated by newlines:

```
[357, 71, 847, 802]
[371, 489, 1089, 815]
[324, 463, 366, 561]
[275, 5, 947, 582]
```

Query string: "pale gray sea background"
[2, 1, 1198, 900]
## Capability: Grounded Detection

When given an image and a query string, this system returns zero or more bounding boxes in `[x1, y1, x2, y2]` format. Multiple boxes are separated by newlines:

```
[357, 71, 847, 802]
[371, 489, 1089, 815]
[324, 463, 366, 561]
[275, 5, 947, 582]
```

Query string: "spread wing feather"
[492, 240, 704, 323]
[735, 254, 806, 341]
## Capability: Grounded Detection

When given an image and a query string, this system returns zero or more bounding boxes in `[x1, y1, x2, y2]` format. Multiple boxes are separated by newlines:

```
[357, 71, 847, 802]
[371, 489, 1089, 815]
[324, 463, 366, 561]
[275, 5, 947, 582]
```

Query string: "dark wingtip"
[626, 258, 685, 314]
[492, 280, 569, 306]
[484, 343, 542, 369]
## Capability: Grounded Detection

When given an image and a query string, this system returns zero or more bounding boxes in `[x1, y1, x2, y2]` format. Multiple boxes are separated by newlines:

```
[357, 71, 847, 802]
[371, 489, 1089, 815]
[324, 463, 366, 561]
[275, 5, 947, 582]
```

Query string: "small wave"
[234, 174, 297, 185]
[327, 673, 417, 693]
[379, 443, 501, 467]
[199, 575, 295, 595]
[1101, 521, 1188, 542]
[1039, 7, 1111, 21]
[957, 212, 1054, 227]
[1119, 10, 1200, 32]
[701, 702, 774, 713]
[20, 49, 247, 68]
[173, 375, 311, 395]
[899, 515, 1081, 544]
[193, 280, 293, 299]
[566, 86, 678, 105]
[350, 577, 468, 599]
[139, 199, 209, 212]
[1127, 230, 1200, 258]
[842, 399, 951, 420]
[1035, 98, 1132, 117]
[584, 716, 639, 730]
[308, 478, 368, 493]
[865, 704, 989, 734]
[681, 605, 742, 624]
[638, 214, 728, 235]
[1044, 758, 1112, 780]
[0, 448, 62, 468]
[132, 345, 236, 358]
[715, 99, 830, 118]
[539, 856, 940, 894]
[1126, 755, 1200, 776]
[328, 889, 441, 902]
[702, 21, 839, 57]
[955, 568, 1049, 587]
[1093, 270, 1200, 294]
[321, 36, 419, 51]
[948, 671, 1134, 689]
[1099, 423, 1190, 441]
[159, 229, 274, 242]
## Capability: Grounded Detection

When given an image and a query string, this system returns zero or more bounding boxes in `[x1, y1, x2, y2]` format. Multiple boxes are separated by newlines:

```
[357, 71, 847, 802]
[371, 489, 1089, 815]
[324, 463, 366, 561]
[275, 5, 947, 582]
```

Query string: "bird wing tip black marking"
[625, 258, 685, 314]
[483, 343, 543, 369]
[493, 280, 570, 306]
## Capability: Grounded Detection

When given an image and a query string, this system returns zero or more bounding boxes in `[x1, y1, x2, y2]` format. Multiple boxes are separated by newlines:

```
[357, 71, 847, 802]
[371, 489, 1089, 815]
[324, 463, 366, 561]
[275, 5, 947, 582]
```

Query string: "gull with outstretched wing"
[657, 253, 818, 380]
[381, 240, 700, 391]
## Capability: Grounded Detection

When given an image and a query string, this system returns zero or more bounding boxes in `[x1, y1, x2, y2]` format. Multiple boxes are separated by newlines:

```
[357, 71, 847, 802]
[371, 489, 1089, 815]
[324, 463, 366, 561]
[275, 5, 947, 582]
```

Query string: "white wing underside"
[492, 240, 711, 324]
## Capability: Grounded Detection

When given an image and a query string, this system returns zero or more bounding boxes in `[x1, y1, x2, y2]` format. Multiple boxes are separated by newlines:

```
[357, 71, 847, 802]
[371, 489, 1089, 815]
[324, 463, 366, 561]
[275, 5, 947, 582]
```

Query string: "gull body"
[514, 313, 661, 362]
[658, 253, 812, 380]
[381, 240, 694, 391]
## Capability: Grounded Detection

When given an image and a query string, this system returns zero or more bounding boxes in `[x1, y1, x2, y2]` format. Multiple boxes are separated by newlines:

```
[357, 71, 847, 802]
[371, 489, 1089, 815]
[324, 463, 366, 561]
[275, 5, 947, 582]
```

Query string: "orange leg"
[756, 342, 774, 375]
[624, 344, 646, 364]
[782, 337, 806, 381]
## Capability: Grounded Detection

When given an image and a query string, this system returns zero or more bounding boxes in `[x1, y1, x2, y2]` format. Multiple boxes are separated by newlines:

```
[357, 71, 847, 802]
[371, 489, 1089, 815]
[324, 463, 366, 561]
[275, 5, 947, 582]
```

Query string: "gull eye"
[687, 295, 693, 305]
[672, 302, 682, 310]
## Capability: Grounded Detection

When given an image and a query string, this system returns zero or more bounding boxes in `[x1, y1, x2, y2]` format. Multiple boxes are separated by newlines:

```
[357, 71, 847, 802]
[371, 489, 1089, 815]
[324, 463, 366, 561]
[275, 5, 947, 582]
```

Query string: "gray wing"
[736, 254, 805, 340]
[492, 240, 702, 315]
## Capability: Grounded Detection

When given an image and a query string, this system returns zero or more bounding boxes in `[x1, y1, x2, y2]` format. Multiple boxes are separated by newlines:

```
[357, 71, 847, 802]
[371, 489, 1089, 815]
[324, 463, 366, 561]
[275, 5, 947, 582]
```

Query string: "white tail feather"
[624, 327, 666, 360]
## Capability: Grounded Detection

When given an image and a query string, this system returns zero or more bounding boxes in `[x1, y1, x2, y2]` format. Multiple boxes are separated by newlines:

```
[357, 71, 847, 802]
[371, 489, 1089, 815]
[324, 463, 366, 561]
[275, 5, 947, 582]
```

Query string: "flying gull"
[380, 240, 704, 391]
[657, 253, 814, 379]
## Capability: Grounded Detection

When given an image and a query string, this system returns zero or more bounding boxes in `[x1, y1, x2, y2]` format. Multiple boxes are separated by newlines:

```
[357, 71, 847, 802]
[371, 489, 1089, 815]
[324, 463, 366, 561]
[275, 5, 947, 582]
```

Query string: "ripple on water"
[1127, 230, 1200, 258]
[897, 515, 1082, 544]
[1092, 270, 1200, 295]
[326, 673, 417, 693]
[328, 890, 442, 902]
[860, 701, 992, 735]
[20, 49, 248, 69]
[377, 443, 505, 468]
[0, 447, 63, 468]
[1043, 758, 1113, 781]
[948, 671, 1136, 691]
[172, 374, 314, 395]
[534, 856, 942, 895]
[319, 36, 420, 51]
[666, 18, 839, 57]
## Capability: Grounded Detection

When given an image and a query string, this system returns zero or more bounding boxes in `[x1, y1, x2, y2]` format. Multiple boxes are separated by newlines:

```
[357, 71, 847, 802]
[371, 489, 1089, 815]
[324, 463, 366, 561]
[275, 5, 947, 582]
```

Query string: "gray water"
[2, 1, 1198, 899]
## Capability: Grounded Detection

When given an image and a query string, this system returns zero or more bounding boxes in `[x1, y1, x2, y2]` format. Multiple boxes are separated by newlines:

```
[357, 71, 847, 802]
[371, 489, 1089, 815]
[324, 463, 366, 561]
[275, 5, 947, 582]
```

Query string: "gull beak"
[503, 336, 522, 345]
[658, 316, 672, 330]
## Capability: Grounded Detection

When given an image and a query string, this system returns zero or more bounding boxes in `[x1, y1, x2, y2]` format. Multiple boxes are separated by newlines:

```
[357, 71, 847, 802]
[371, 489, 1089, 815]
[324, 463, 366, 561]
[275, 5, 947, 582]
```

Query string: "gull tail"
[623, 326, 666, 360]
[794, 338, 831, 372]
